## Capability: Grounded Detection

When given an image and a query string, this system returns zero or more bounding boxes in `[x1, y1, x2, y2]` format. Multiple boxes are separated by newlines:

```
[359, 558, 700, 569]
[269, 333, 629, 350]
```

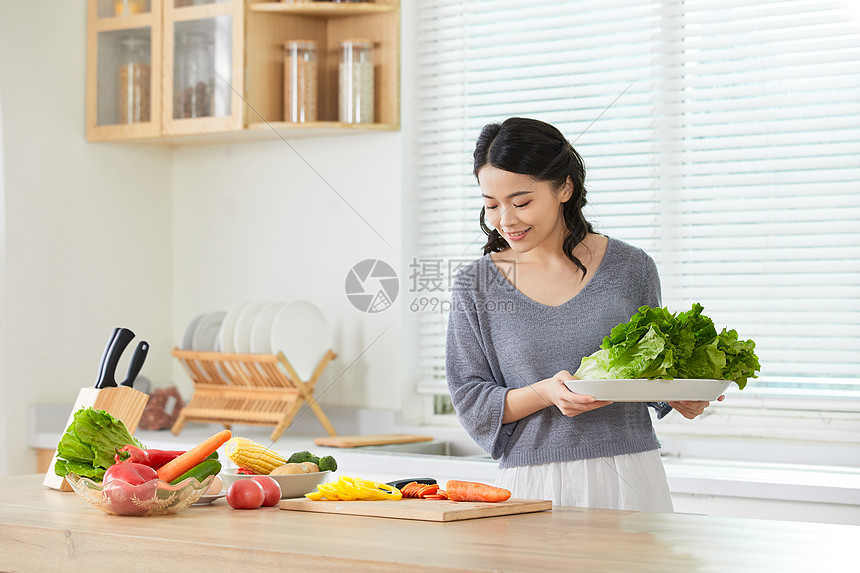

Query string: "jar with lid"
[283, 41, 318, 123]
[174, 31, 214, 119]
[339, 39, 374, 124]
[118, 36, 151, 124]
[115, 0, 147, 16]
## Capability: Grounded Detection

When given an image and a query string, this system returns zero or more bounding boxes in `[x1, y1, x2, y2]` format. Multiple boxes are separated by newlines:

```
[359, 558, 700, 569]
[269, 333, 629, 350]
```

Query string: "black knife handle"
[94, 328, 121, 388]
[95, 327, 135, 389]
[121, 341, 149, 388]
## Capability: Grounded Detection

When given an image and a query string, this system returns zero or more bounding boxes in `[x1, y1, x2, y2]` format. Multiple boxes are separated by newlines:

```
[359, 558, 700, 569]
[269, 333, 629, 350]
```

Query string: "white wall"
[170, 134, 404, 410]
[0, 1, 173, 475]
[0, 1, 407, 475]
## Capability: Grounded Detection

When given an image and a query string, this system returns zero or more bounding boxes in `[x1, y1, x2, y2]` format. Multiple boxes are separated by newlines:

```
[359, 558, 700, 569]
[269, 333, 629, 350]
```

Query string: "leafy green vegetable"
[53, 407, 144, 480]
[574, 303, 760, 389]
[318, 455, 338, 472]
[287, 450, 315, 464]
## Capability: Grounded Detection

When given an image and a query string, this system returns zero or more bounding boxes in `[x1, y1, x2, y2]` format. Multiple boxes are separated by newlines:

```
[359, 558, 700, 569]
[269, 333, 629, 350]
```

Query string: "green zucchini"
[169, 458, 222, 485]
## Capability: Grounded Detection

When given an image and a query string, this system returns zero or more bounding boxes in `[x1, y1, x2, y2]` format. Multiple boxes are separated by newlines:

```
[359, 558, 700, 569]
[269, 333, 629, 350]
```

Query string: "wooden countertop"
[1, 475, 856, 572]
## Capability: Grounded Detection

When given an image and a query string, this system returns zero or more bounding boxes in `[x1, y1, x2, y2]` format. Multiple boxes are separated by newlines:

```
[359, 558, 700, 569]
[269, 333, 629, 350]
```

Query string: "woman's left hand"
[668, 395, 725, 419]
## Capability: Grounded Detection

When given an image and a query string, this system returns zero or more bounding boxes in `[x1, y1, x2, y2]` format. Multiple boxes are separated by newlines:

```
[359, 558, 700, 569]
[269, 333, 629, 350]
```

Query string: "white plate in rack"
[232, 300, 271, 354]
[191, 311, 226, 352]
[182, 313, 205, 350]
[249, 301, 286, 354]
[270, 300, 330, 381]
[218, 302, 250, 353]
[563, 378, 732, 402]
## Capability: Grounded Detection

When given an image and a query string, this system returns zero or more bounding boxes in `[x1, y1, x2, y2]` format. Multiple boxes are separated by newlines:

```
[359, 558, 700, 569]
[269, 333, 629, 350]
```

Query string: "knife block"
[42, 386, 149, 492]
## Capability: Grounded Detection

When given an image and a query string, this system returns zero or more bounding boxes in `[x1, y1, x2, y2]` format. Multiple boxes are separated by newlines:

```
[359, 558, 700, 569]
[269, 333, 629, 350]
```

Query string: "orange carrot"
[445, 480, 511, 503]
[156, 430, 232, 483]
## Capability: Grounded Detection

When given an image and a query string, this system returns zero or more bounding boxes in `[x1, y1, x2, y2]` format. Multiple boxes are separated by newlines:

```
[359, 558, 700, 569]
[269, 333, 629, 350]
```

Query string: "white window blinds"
[412, 0, 860, 398]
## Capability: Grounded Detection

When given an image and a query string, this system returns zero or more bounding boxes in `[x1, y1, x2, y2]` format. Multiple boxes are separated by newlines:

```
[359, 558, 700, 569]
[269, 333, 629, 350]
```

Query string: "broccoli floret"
[310, 455, 320, 466]
[318, 455, 338, 472]
[287, 450, 314, 464]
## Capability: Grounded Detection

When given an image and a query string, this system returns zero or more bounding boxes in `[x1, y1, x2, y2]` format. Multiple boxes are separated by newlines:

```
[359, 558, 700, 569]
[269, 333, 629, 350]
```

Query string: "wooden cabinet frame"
[86, 1, 400, 144]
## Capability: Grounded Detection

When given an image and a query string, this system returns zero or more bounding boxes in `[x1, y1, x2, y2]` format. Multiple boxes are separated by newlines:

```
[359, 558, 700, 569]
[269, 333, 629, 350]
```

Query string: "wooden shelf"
[249, 120, 399, 132]
[123, 121, 397, 146]
[250, 2, 397, 18]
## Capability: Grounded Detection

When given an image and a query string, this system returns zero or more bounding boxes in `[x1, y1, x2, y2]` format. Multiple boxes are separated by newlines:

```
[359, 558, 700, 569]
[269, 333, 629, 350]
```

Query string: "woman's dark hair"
[473, 117, 594, 276]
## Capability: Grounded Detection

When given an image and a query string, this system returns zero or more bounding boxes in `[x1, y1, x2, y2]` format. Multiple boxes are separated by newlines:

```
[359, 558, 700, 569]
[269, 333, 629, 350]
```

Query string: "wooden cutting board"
[313, 434, 434, 448]
[278, 497, 552, 522]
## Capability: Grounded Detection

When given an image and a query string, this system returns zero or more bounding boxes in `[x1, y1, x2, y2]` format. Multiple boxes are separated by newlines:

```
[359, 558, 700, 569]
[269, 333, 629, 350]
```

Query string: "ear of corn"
[224, 437, 288, 475]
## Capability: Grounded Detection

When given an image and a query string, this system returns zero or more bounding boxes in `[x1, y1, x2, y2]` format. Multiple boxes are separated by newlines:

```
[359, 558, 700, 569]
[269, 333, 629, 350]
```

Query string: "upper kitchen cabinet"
[244, 0, 400, 135]
[162, 0, 244, 137]
[87, 0, 162, 141]
[86, 0, 400, 144]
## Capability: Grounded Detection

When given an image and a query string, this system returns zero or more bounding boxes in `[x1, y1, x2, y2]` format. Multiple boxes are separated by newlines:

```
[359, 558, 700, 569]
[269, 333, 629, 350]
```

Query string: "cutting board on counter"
[278, 497, 552, 522]
[313, 434, 434, 448]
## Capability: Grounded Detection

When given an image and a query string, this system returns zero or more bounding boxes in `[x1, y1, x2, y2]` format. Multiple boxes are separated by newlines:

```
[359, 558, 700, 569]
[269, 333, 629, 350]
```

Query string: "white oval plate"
[232, 300, 271, 353]
[192, 492, 226, 506]
[563, 378, 732, 402]
[270, 300, 330, 381]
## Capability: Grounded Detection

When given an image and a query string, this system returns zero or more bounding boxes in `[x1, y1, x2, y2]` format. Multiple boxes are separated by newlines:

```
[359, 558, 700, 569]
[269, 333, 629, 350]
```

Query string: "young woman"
[445, 117, 718, 511]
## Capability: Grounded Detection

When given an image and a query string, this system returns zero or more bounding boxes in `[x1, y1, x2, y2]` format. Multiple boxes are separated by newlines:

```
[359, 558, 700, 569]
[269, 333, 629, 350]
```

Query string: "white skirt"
[494, 449, 674, 512]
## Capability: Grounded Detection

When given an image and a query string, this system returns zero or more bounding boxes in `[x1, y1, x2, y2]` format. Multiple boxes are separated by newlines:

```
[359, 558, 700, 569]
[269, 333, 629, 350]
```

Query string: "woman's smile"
[504, 227, 531, 241]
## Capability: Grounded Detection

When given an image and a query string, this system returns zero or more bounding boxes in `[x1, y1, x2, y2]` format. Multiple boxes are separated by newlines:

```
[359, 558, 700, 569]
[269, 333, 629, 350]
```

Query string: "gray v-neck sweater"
[445, 237, 665, 468]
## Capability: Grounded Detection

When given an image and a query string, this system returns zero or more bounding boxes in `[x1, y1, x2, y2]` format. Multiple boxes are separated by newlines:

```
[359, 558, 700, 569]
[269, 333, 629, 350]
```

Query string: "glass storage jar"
[283, 41, 318, 123]
[174, 31, 215, 119]
[339, 39, 374, 124]
[118, 36, 151, 124]
[115, 0, 147, 16]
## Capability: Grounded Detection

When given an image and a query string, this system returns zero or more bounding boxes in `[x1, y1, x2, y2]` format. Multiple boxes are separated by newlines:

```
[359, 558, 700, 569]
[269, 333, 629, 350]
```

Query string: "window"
[410, 0, 860, 408]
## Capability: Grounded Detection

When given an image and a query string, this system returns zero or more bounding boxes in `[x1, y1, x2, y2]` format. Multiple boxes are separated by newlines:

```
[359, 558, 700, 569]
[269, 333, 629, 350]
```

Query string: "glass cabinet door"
[87, 0, 161, 141]
[163, 0, 243, 136]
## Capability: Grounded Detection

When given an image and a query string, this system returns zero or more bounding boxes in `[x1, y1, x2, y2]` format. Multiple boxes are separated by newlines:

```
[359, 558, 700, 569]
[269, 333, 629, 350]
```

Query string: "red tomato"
[226, 479, 265, 509]
[251, 476, 281, 507]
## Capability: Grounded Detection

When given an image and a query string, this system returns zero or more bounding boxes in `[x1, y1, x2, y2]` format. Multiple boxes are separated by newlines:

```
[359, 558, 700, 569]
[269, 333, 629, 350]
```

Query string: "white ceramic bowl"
[219, 471, 330, 499]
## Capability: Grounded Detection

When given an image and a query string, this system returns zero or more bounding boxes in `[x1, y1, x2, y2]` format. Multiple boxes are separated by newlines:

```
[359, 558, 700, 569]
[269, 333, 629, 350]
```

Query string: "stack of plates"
[179, 300, 331, 381]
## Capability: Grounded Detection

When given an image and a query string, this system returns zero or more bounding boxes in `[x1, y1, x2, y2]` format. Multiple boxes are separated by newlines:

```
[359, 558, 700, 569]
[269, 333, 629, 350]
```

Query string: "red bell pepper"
[102, 461, 159, 516]
[115, 445, 185, 469]
[103, 461, 158, 485]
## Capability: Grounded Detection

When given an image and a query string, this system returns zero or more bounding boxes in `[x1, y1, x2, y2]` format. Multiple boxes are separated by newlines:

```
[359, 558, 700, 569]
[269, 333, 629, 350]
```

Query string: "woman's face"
[478, 165, 572, 254]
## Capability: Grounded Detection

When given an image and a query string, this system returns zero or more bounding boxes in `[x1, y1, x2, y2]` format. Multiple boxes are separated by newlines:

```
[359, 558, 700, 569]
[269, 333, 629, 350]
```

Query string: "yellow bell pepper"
[305, 476, 403, 501]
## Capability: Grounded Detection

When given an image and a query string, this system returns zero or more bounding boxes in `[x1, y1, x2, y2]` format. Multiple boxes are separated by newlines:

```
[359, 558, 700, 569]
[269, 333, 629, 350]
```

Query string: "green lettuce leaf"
[53, 407, 144, 479]
[574, 303, 759, 388]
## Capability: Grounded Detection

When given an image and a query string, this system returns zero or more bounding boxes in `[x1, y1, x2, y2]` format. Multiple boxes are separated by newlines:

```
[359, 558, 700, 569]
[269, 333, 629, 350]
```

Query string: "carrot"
[445, 480, 511, 503]
[418, 484, 439, 498]
[156, 430, 232, 483]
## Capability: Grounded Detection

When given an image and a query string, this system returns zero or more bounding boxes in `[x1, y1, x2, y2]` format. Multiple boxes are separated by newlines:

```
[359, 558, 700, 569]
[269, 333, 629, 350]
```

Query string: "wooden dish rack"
[171, 348, 338, 441]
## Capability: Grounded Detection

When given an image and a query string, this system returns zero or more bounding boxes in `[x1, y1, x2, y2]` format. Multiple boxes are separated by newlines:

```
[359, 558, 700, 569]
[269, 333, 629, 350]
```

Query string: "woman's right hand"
[538, 370, 613, 417]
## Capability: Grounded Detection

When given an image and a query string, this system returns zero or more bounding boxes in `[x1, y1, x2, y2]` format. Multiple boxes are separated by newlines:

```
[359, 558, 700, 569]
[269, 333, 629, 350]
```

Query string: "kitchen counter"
[1, 475, 857, 572]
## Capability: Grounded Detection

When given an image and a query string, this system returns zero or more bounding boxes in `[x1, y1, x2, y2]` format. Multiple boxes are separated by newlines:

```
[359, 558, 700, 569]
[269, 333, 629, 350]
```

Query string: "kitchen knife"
[120, 340, 148, 388]
[386, 478, 437, 490]
[94, 327, 135, 389]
